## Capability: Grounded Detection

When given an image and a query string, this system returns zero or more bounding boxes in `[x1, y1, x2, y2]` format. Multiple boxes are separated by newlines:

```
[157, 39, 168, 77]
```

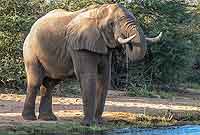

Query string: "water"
[27, 125, 200, 135]
[106, 125, 200, 135]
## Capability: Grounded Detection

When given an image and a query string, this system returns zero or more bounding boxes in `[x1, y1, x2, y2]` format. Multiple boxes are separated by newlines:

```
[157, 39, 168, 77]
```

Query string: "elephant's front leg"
[95, 76, 109, 124]
[79, 73, 97, 126]
[95, 54, 111, 124]
[71, 50, 99, 126]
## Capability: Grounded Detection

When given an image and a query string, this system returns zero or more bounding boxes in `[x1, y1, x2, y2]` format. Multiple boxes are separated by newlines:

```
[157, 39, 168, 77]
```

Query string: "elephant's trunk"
[126, 42, 147, 61]
[126, 26, 147, 61]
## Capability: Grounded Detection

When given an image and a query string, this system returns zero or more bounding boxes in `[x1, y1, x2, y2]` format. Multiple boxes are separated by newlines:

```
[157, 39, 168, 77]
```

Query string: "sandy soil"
[0, 90, 200, 126]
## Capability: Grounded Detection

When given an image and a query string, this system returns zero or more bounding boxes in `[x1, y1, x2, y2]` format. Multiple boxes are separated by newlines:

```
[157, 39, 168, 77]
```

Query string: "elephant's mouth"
[128, 42, 133, 51]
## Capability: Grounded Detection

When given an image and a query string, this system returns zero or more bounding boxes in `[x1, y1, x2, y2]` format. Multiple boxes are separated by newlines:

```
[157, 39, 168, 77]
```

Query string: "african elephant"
[22, 3, 162, 126]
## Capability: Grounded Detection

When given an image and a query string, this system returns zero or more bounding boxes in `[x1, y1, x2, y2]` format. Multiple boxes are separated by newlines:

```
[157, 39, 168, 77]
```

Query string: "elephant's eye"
[110, 22, 114, 26]
[128, 42, 133, 51]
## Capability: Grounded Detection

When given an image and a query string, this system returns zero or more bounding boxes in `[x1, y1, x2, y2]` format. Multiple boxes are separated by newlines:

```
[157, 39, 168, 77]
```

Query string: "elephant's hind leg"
[38, 77, 60, 121]
[22, 62, 44, 120]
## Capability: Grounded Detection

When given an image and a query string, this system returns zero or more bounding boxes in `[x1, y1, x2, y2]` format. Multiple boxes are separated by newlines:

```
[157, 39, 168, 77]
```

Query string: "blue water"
[27, 125, 200, 135]
[106, 125, 200, 135]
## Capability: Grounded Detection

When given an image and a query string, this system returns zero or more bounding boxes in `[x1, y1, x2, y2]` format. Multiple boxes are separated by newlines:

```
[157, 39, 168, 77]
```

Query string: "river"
[35, 125, 200, 135]
[105, 125, 200, 135]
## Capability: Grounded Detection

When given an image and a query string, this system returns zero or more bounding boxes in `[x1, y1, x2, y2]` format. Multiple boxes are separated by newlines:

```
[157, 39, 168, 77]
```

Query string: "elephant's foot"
[81, 118, 95, 126]
[38, 112, 57, 121]
[95, 117, 104, 125]
[22, 111, 37, 120]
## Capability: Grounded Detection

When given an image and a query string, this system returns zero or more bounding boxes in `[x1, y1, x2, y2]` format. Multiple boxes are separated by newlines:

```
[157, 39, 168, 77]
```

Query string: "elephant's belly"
[36, 44, 76, 80]
[45, 65, 75, 80]
[40, 57, 75, 80]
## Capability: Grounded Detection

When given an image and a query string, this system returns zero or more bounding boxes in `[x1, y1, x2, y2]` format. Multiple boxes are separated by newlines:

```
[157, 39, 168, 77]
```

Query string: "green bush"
[120, 0, 200, 93]
[0, 0, 94, 89]
[0, 0, 46, 88]
[0, 0, 199, 95]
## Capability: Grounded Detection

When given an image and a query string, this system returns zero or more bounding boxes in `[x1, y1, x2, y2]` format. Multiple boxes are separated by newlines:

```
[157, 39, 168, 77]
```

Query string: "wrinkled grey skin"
[22, 4, 161, 126]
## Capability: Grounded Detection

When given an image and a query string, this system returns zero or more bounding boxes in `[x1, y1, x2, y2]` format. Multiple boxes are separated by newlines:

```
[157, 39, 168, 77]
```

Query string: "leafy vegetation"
[121, 0, 200, 96]
[0, 0, 199, 96]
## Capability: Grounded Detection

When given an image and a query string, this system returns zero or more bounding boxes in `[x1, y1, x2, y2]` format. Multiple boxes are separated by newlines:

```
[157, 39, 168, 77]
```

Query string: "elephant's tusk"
[145, 32, 162, 43]
[118, 34, 136, 44]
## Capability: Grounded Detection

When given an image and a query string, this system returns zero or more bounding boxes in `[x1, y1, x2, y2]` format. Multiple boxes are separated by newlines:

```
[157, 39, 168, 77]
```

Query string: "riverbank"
[0, 89, 200, 134]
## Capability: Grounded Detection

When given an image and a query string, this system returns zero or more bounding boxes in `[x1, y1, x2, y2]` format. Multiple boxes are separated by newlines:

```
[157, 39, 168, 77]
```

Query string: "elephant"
[22, 3, 162, 126]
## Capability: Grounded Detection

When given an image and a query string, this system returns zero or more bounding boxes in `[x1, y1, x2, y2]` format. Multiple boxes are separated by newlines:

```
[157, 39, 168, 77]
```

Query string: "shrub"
[0, 0, 199, 95]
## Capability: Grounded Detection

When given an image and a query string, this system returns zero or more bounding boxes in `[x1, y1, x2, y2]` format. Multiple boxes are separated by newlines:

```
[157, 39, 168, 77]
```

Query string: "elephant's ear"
[65, 5, 120, 54]
[99, 21, 118, 49]
[66, 15, 108, 54]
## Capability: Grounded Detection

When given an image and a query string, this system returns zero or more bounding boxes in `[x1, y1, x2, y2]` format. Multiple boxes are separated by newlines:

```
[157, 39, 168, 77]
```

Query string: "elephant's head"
[66, 4, 162, 61]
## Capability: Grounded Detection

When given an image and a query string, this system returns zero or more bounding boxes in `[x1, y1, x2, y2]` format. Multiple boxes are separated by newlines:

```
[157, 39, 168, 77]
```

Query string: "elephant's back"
[44, 9, 73, 18]
[23, 9, 75, 78]
[30, 9, 73, 35]
[27, 9, 73, 50]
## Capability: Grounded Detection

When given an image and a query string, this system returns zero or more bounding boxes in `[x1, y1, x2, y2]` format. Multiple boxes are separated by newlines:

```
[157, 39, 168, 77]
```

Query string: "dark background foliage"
[0, 0, 199, 95]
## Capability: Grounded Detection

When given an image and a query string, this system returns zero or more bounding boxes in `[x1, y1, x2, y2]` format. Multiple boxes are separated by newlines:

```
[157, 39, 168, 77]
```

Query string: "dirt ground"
[0, 90, 200, 127]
